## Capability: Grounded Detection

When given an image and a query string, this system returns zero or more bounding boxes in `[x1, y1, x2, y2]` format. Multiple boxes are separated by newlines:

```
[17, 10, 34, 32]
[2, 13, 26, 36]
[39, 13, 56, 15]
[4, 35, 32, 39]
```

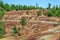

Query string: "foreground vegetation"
[0, 22, 6, 39]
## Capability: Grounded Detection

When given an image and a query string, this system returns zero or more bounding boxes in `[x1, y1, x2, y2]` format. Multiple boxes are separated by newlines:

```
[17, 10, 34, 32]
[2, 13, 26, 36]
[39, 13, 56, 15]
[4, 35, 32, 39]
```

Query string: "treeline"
[0, 0, 60, 17]
[0, 1, 42, 11]
[46, 3, 60, 17]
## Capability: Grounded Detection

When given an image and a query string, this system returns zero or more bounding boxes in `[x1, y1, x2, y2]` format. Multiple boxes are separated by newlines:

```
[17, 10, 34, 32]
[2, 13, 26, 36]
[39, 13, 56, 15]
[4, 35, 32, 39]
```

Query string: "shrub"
[45, 11, 53, 17]
[37, 11, 41, 16]
[0, 22, 6, 39]
[13, 26, 18, 34]
[12, 26, 21, 36]
[47, 12, 53, 17]
[20, 17, 26, 26]
[56, 10, 60, 17]
[0, 11, 4, 18]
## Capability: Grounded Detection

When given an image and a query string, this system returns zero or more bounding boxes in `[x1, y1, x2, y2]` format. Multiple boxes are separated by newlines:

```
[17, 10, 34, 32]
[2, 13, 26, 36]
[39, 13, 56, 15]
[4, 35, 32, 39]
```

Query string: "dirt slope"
[0, 10, 60, 40]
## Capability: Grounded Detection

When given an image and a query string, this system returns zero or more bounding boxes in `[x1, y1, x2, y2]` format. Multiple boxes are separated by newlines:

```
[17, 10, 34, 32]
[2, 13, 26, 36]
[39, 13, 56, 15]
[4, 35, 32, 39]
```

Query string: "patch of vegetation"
[20, 17, 27, 26]
[13, 26, 18, 34]
[12, 26, 21, 36]
[44, 11, 53, 17]
[37, 11, 41, 16]
[0, 22, 6, 39]
[56, 10, 60, 17]
[0, 11, 4, 18]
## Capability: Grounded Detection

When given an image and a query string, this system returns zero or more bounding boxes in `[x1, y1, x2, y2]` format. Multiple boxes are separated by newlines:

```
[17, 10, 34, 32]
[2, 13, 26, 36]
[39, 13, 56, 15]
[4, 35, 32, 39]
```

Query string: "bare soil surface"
[0, 10, 60, 40]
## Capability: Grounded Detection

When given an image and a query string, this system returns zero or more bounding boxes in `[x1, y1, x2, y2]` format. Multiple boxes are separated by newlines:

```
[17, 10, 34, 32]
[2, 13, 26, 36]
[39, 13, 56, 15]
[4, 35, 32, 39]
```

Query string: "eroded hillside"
[0, 10, 60, 40]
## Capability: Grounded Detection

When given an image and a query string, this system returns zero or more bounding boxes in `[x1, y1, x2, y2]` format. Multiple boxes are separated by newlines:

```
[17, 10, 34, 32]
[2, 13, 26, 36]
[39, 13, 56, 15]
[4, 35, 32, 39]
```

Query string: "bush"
[45, 11, 53, 17]
[0, 11, 4, 18]
[0, 22, 6, 39]
[20, 17, 26, 26]
[37, 11, 41, 16]
[12, 26, 21, 36]
[56, 10, 60, 17]
[13, 26, 18, 34]
[47, 12, 53, 17]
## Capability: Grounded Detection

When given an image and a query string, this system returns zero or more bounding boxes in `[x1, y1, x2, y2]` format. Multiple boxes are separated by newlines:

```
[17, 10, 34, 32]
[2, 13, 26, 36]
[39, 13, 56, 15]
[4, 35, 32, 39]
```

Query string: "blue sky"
[3, 0, 60, 8]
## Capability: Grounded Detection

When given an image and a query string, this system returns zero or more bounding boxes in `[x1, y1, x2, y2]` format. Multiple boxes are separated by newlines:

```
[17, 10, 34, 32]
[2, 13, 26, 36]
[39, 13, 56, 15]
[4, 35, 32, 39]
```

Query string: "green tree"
[55, 5, 59, 10]
[19, 5, 23, 10]
[51, 6, 57, 17]
[23, 5, 28, 10]
[36, 3, 39, 9]
[15, 5, 19, 11]
[4, 3, 11, 11]
[0, 0, 4, 8]
[11, 4, 16, 10]
[48, 3, 51, 9]
[0, 0, 4, 11]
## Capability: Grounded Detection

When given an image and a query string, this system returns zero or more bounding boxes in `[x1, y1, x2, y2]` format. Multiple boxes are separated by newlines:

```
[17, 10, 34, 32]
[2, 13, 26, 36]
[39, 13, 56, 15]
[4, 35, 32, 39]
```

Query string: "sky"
[3, 0, 60, 8]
